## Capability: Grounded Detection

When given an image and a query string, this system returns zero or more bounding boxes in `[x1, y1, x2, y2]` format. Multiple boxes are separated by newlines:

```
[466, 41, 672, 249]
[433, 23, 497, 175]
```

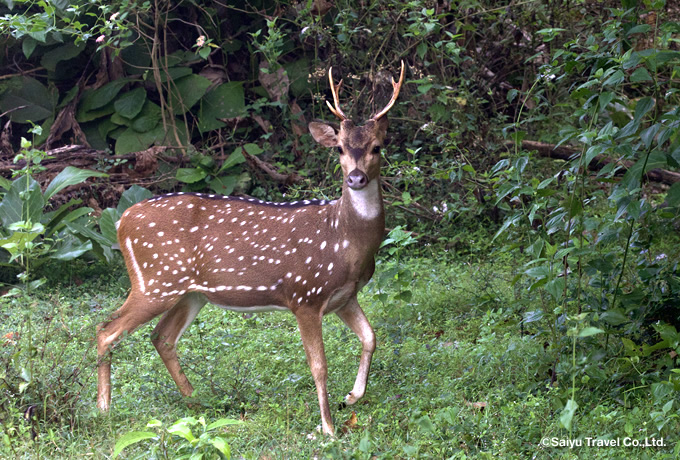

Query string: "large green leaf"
[114, 87, 147, 119]
[198, 82, 246, 133]
[42, 198, 84, 235]
[208, 175, 238, 195]
[98, 208, 121, 246]
[176, 167, 207, 184]
[115, 124, 165, 155]
[41, 42, 85, 72]
[116, 185, 153, 214]
[666, 181, 680, 207]
[284, 58, 311, 98]
[205, 418, 242, 431]
[78, 78, 132, 114]
[44, 167, 108, 200]
[51, 238, 93, 261]
[0, 77, 57, 123]
[130, 100, 161, 132]
[112, 431, 156, 459]
[0, 175, 44, 228]
[168, 74, 211, 115]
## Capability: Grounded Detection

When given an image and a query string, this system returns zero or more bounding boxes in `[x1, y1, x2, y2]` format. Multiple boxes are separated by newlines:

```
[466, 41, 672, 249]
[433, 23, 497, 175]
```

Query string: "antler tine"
[371, 60, 406, 121]
[326, 66, 348, 121]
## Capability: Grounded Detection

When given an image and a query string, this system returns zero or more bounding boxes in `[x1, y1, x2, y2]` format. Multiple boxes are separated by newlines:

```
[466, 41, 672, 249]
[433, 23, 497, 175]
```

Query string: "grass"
[0, 254, 678, 459]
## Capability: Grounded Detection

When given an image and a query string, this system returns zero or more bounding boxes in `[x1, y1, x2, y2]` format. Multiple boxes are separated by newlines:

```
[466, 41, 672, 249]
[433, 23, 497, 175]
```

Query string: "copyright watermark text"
[540, 437, 665, 448]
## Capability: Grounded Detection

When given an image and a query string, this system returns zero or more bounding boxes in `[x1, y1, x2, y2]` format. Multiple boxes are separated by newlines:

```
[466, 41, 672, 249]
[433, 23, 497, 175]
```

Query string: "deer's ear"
[309, 122, 339, 147]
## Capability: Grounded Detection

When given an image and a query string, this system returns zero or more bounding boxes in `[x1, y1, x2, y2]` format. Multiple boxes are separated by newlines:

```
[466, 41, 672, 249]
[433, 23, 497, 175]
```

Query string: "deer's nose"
[347, 169, 368, 190]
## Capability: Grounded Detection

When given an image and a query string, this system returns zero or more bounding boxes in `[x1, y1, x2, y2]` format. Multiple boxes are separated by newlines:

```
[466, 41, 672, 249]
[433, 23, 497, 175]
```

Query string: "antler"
[325, 66, 348, 121]
[371, 60, 405, 121]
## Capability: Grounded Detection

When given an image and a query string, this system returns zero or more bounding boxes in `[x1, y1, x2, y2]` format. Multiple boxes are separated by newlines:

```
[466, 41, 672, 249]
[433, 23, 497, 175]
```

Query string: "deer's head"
[309, 62, 405, 191]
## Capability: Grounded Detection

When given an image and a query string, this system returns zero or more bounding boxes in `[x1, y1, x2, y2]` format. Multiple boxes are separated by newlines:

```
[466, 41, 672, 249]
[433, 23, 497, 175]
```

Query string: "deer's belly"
[211, 303, 289, 313]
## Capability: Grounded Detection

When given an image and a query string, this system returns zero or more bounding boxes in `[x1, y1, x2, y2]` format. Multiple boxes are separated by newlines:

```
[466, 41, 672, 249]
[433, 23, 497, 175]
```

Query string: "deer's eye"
[372, 146, 381, 154]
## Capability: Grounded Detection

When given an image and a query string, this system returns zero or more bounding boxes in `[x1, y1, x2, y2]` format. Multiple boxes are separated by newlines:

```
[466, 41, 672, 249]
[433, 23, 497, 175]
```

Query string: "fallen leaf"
[341, 411, 360, 433]
[464, 399, 487, 411]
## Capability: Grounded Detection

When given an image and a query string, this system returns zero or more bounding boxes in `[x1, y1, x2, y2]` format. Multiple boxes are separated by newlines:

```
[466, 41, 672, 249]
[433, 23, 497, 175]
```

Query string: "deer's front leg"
[336, 296, 375, 406]
[295, 308, 334, 436]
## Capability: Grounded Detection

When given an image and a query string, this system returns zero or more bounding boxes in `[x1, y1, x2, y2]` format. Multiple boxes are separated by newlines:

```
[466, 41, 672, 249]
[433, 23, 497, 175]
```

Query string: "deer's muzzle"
[347, 169, 368, 190]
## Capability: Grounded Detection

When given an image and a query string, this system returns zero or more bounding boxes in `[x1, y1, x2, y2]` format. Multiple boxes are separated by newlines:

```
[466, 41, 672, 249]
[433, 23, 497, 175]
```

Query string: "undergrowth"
[0, 253, 678, 458]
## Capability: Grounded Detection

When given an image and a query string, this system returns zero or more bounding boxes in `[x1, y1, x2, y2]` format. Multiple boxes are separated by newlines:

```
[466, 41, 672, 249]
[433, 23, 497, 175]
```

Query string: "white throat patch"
[347, 180, 382, 220]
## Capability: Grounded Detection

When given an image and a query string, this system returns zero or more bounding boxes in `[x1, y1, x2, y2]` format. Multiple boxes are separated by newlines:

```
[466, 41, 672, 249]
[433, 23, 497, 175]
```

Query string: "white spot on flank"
[157, 231, 164, 237]
[328, 262, 334, 271]
[190, 226, 199, 232]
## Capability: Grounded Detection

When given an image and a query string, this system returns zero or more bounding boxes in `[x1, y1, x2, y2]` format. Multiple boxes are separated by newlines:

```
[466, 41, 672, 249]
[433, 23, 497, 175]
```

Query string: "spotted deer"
[96, 61, 405, 435]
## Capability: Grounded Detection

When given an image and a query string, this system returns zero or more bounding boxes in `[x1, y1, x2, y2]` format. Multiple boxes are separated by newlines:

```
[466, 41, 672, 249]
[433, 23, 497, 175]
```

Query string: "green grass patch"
[0, 256, 678, 458]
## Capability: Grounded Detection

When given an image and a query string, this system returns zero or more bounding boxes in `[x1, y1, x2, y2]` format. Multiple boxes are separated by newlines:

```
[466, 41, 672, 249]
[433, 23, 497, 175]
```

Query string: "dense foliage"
[1, 0, 679, 457]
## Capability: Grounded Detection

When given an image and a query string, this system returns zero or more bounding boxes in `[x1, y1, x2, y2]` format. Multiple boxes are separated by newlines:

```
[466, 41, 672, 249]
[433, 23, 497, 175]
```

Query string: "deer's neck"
[332, 178, 385, 251]
[344, 179, 383, 221]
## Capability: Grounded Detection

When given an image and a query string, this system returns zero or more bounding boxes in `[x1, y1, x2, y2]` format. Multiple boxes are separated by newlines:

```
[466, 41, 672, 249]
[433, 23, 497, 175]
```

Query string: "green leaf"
[43, 201, 89, 236]
[51, 238, 92, 261]
[602, 70, 624, 87]
[22, 37, 37, 59]
[545, 278, 565, 302]
[600, 309, 629, 326]
[0, 77, 56, 123]
[598, 92, 614, 112]
[64, 221, 110, 247]
[176, 168, 208, 184]
[114, 88, 147, 119]
[205, 418, 242, 431]
[99, 208, 121, 246]
[416, 41, 427, 59]
[560, 399, 578, 430]
[522, 310, 543, 324]
[630, 67, 652, 82]
[79, 78, 132, 113]
[417, 415, 436, 434]
[198, 82, 246, 133]
[0, 176, 12, 191]
[114, 124, 165, 155]
[168, 74, 211, 115]
[243, 143, 263, 156]
[284, 58, 311, 98]
[44, 167, 108, 200]
[218, 147, 246, 173]
[208, 436, 230, 457]
[633, 97, 655, 123]
[130, 100, 162, 132]
[578, 327, 604, 337]
[112, 431, 156, 459]
[208, 175, 238, 195]
[666, 182, 680, 207]
[0, 175, 44, 228]
[40, 42, 85, 72]
[167, 421, 196, 442]
[117, 185, 153, 214]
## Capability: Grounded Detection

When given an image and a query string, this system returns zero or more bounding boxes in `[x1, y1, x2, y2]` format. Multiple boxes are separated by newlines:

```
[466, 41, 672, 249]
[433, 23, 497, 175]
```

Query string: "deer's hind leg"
[151, 292, 207, 398]
[97, 293, 179, 411]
